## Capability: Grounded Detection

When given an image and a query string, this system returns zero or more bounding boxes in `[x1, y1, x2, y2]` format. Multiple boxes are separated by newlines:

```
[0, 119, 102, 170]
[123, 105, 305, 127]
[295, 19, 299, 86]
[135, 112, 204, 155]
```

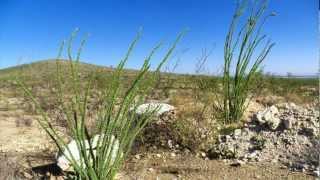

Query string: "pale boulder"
[134, 103, 175, 116]
[255, 105, 280, 130]
[56, 134, 120, 171]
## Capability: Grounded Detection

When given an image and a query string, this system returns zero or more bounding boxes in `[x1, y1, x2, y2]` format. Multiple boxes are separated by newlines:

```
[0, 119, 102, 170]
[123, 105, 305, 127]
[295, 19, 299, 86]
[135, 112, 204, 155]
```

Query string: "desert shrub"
[171, 116, 217, 152]
[191, 74, 219, 123]
[181, 48, 219, 133]
[92, 70, 112, 90]
[214, 0, 275, 124]
[169, 97, 218, 152]
[188, 0, 274, 126]
[17, 29, 184, 179]
[133, 110, 177, 151]
[262, 75, 318, 104]
[167, 76, 220, 152]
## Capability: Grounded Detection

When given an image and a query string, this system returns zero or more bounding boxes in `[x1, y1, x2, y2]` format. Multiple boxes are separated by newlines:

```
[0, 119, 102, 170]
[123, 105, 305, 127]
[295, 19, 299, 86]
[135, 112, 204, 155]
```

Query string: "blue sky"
[0, 0, 318, 75]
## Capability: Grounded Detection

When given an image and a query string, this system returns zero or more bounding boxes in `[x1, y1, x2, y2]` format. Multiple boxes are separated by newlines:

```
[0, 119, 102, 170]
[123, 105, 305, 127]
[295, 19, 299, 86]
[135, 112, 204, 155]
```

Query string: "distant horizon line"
[0, 58, 318, 78]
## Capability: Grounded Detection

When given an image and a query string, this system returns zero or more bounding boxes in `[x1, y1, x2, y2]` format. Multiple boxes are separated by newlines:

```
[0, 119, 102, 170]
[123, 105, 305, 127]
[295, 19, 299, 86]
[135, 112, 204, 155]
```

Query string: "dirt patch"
[121, 151, 314, 180]
[4, 151, 314, 180]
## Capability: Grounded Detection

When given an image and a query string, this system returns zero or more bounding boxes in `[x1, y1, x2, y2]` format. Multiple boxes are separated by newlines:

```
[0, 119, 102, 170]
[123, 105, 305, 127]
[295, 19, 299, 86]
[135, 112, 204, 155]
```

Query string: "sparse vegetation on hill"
[0, 0, 318, 179]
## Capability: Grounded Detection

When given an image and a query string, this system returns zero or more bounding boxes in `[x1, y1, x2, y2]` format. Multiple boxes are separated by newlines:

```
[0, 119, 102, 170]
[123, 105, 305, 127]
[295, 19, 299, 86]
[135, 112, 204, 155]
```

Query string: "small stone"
[147, 168, 154, 172]
[134, 154, 141, 160]
[313, 167, 320, 177]
[247, 151, 258, 160]
[184, 148, 191, 154]
[254, 175, 261, 179]
[200, 152, 206, 158]
[23, 172, 33, 179]
[289, 102, 297, 110]
[170, 152, 176, 157]
[271, 158, 278, 163]
[167, 140, 174, 149]
[234, 129, 242, 137]
[267, 117, 280, 130]
[155, 154, 161, 158]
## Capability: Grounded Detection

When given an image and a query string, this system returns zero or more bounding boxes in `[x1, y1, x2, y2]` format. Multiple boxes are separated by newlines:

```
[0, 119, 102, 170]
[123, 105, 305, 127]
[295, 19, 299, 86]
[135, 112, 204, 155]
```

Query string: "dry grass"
[0, 155, 23, 180]
[0, 61, 317, 153]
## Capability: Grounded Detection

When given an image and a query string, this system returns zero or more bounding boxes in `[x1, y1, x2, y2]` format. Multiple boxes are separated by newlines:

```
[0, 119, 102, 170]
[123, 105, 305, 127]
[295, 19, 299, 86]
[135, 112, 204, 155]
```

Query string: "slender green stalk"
[17, 29, 185, 180]
[215, 0, 275, 124]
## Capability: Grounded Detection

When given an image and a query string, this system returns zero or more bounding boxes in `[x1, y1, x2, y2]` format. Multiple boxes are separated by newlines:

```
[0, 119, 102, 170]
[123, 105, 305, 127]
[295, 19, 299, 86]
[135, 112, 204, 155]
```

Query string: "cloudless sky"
[0, 0, 318, 75]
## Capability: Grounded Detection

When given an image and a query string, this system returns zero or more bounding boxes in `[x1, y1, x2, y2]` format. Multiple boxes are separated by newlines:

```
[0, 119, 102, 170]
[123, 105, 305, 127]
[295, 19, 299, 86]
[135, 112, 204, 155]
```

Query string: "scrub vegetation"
[0, 0, 317, 179]
[16, 30, 184, 179]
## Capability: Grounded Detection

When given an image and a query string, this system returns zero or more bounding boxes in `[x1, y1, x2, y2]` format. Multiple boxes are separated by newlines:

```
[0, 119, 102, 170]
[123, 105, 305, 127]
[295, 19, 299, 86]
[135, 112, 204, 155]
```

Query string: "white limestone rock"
[134, 103, 175, 116]
[56, 134, 120, 171]
[255, 105, 280, 130]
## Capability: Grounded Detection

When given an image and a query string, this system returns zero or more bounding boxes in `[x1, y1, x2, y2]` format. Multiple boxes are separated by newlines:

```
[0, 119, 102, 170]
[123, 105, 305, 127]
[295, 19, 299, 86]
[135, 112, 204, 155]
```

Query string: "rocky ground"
[0, 93, 318, 179]
[208, 102, 320, 177]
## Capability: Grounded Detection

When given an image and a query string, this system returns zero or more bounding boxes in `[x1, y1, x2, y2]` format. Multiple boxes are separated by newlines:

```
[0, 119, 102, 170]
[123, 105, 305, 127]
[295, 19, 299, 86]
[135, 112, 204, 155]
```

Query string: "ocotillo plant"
[17, 29, 184, 179]
[215, 0, 275, 124]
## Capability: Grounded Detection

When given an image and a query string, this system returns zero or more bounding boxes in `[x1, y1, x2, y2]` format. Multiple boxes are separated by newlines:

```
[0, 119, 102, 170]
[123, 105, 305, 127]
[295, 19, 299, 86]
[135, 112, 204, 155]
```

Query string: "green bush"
[17, 29, 184, 179]
[215, 0, 275, 124]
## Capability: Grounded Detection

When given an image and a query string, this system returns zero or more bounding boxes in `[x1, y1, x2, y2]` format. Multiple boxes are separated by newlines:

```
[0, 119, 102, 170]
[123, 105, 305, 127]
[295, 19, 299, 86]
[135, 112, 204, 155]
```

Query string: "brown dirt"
[120, 151, 315, 180]
[10, 151, 314, 180]
[0, 96, 316, 179]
